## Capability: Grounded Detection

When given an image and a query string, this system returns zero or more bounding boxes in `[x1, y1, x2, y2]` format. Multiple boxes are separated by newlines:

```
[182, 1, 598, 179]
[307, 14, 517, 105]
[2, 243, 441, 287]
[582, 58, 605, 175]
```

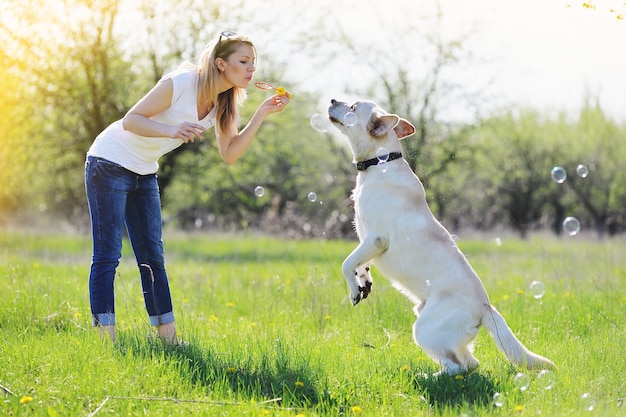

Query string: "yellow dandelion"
[259, 410, 270, 416]
[74, 312, 82, 318]
[516, 289, 524, 295]
[227, 302, 235, 308]
[209, 314, 218, 322]
[275, 86, 292, 98]
[515, 404, 524, 412]
[502, 294, 510, 301]
[454, 374, 464, 380]
[20, 396, 33, 405]
[227, 367, 237, 373]
[295, 414, 306, 417]
[400, 365, 410, 372]
[249, 322, 257, 328]
[351, 405, 362, 413]
[32, 262, 40, 269]
[295, 381, 304, 387]
[324, 315, 331, 320]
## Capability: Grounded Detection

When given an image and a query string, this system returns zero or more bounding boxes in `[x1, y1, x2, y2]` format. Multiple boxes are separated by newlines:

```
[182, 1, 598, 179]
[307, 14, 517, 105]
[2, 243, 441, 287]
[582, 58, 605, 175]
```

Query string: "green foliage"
[1, 232, 625, 416]
[161, 88, 354, 236]
[1, 0, 626, 238]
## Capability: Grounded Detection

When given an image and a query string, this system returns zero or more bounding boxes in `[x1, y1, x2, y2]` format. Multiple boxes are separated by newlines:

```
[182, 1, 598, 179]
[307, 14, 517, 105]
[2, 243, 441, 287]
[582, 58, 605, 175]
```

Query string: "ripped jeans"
[85, 156, 175, 327]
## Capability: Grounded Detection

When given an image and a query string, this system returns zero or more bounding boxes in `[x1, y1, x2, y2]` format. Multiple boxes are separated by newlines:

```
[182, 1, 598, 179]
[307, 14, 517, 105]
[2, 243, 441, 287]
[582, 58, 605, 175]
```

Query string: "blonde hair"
[195, 33, 255, 139]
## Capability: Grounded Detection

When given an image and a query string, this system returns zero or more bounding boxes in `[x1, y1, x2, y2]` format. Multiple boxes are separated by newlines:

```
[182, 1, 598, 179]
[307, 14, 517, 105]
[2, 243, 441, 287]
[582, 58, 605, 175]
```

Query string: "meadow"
[0, 230, 624, 416]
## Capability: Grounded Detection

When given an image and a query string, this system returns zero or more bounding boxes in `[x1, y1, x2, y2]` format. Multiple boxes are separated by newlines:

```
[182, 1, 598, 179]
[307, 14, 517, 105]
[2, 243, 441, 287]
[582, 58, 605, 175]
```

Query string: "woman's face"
[221, 44, 256, 89]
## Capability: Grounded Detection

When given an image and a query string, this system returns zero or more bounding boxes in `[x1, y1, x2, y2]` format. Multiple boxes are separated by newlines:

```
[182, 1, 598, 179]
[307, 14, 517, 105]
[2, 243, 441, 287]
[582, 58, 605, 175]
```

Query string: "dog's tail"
[482, 304, 554, 369]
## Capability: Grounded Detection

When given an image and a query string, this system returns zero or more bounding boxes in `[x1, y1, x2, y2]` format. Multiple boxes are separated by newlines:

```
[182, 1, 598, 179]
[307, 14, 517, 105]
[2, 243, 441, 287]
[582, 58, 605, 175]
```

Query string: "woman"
[85, 31, 290, 344]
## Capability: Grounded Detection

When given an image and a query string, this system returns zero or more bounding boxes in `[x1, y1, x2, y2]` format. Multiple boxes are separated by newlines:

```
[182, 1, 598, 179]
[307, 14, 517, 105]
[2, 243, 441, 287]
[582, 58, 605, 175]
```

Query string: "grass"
[0, 230, 624, 416]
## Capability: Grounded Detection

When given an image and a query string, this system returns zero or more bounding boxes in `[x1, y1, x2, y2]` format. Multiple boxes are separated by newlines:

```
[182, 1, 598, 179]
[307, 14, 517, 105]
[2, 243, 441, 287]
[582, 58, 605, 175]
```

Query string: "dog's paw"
[349, 266, 373, 305]
[360, 280, 372, 299]
[356, 266, 373, 296]
[350, 280, 372, 305]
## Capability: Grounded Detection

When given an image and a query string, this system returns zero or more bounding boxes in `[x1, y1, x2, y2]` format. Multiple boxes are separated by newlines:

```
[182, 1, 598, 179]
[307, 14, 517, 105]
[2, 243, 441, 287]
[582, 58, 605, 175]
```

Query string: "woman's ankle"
[98, 325, 116, 342]
[157, 322, 179, 345]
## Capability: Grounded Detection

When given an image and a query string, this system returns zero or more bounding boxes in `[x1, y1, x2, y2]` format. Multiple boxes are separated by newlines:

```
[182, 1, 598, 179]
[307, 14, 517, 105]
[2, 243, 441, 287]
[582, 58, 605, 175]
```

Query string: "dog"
[328, 99, 554, 375]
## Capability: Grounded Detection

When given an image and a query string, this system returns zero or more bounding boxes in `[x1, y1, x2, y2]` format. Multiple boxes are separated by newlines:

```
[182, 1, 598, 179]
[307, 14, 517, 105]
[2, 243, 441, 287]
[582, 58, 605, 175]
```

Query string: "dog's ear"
[368, 112, 400, 138]
[395, 118, 416, 140]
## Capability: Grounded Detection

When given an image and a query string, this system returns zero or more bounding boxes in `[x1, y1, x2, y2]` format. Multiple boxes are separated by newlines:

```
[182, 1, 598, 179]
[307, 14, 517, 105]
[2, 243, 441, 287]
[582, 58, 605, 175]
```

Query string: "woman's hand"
[258, 93, 290, 116]
[169, 122, 206, 143]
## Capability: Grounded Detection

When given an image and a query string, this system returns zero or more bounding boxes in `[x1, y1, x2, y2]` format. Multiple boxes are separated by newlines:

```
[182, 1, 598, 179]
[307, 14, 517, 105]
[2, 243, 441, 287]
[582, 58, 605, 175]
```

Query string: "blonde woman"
[85, 31, 290, 344]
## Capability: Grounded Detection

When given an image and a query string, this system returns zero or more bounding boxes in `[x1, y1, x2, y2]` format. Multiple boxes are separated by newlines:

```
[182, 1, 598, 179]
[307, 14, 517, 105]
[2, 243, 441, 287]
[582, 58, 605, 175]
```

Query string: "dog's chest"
[351, 168, 428, 235]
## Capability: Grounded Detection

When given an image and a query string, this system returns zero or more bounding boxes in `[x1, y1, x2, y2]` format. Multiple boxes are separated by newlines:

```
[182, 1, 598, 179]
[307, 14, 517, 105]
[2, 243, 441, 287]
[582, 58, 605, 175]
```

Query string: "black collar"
[355, 152, 403, 171]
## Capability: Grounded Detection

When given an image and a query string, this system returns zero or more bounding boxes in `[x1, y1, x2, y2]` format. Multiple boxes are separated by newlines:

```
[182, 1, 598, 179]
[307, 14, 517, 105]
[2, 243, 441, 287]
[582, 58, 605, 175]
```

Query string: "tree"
[1, 0, 137, 225]
[559, 102, 626, 236]
[468, 111, 566, 238]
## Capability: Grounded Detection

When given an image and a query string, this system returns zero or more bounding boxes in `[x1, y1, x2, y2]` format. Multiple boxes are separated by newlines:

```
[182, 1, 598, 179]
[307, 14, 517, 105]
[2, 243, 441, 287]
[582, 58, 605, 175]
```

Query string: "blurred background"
[1, 0, 625, 238]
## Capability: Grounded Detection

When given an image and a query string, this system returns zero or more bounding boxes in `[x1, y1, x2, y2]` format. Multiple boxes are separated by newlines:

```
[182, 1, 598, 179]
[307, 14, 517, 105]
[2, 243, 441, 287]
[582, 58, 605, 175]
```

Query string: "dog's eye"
[350, 104, 357, 111]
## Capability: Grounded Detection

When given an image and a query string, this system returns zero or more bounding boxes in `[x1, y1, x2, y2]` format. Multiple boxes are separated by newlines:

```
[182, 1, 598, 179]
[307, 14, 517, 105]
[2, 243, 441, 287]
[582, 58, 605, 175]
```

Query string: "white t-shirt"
[87, 68, 217, 175]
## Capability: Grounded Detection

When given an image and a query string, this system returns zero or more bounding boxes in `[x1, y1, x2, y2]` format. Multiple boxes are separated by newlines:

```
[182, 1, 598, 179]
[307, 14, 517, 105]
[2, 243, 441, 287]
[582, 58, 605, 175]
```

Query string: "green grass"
[0, 231, 624, 416]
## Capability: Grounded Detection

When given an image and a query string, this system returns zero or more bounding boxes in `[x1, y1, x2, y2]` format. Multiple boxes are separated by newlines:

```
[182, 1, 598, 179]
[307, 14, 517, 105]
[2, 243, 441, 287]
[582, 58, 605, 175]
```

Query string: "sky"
[265, 0, 626, 121]
[98, 0, 626, 122]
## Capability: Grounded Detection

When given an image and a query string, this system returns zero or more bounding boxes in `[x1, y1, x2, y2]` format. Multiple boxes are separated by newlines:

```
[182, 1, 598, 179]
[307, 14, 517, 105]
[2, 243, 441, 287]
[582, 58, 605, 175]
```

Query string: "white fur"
[328, 99, 554, 375]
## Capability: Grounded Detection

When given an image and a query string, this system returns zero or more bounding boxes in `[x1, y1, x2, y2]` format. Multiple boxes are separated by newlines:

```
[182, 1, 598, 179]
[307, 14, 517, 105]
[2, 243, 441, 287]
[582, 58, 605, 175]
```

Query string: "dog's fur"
[328, 99, 554, 375]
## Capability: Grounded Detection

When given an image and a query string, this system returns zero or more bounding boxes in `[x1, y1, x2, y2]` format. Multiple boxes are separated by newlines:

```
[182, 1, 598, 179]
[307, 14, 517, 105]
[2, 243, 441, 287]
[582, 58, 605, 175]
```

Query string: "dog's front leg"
[342, 235, 388, 305]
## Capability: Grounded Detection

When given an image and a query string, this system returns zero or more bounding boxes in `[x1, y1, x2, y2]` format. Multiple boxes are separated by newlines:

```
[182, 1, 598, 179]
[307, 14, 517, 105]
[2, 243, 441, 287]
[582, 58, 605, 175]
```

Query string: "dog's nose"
[331, 99, 337, 105]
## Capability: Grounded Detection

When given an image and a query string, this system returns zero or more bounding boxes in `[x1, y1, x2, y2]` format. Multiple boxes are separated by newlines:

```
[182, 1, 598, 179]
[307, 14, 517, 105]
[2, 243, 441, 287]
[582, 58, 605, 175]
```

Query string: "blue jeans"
[85, 156, 175, 327]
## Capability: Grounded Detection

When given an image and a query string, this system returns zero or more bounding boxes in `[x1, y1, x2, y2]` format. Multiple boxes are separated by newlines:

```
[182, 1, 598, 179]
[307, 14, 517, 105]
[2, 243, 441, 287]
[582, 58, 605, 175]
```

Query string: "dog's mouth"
[328, 99, 350, 126]
[328, 115, 341, 124]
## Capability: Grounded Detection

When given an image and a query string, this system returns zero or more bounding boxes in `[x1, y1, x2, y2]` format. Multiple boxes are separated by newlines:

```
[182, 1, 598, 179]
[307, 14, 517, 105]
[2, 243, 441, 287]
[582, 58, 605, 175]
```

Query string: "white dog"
[328, 99, 554, 375]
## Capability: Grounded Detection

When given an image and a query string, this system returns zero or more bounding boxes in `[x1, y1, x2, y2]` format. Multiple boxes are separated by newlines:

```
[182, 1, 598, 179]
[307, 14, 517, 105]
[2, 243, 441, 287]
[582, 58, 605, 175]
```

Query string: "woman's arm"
[122, 79, 206, 143]
[216, 95, 289, 165]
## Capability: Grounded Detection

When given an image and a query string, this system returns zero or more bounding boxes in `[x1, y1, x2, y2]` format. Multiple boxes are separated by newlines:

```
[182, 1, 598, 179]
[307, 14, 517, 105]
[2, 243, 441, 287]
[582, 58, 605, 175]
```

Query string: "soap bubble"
[254, 186, 265, 197]
[513, 372, 530, 391]
[537, 369, 555, 390]
[307, 192, 317, 202]
[576, 164, 589, 178]
[376, 147, 390, 162]
[492, 392, 506, 407]
[551, 166, 567, 183]
[563, 216, 581, 236]
[581, 393, 597, 411]
[530, 280, 546, 299]
[310, 114, 330, 133]
[344, 112, 358, 126]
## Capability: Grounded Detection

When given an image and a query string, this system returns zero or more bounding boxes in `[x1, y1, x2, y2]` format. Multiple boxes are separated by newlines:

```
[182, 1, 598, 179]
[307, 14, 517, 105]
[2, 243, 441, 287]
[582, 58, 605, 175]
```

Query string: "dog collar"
[355, 152, 403, 171]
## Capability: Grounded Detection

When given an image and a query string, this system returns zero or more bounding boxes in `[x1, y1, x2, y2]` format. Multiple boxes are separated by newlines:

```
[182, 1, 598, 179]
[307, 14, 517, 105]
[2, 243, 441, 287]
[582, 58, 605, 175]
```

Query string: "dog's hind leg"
[412, 305, 481, 375]
[342, 235, 388, 305]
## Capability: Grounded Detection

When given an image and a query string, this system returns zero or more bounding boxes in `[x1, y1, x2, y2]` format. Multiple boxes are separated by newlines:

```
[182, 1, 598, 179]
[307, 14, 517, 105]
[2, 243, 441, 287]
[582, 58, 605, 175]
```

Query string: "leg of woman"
[124, 173, 178, 345]
[85, 156, 132, 342]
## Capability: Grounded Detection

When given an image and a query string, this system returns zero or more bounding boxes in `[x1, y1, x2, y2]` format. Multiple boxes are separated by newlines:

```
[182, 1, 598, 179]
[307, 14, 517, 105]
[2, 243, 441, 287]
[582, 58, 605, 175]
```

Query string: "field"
[0, 231, 624, 416]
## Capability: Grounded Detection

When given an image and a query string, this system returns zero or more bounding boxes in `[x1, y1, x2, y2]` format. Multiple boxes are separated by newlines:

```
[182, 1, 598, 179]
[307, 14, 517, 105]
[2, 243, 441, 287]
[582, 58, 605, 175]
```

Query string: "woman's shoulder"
[161, 66, 198, 83]
[161, 66, 199, 102]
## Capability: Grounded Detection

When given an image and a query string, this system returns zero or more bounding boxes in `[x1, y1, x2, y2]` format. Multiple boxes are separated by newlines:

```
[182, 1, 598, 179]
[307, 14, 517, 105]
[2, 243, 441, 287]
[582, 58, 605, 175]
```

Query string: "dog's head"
[328, 99, 416, 162]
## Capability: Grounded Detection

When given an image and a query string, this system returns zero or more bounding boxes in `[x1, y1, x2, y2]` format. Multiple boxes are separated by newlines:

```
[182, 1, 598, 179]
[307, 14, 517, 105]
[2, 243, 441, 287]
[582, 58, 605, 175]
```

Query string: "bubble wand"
[255, 82, 292, 99]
